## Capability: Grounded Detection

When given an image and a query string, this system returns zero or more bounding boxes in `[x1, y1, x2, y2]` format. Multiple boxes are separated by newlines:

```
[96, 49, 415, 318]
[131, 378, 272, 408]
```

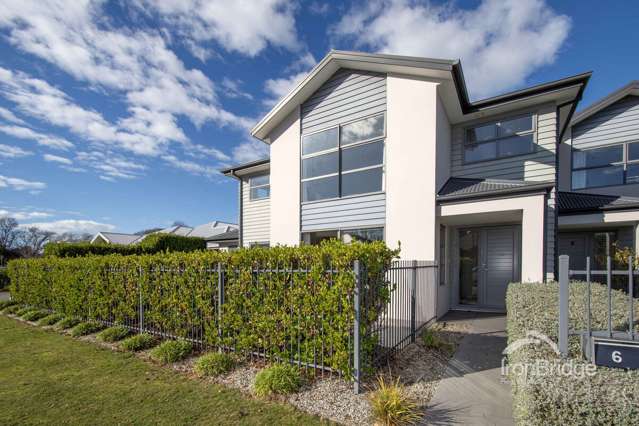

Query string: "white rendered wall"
[268, 108, 301, 246]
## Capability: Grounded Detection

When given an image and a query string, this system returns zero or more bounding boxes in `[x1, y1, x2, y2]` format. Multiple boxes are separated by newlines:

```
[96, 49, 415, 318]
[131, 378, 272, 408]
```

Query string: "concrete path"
[425, 311, 513, 426]
[0, 291, 10, 302]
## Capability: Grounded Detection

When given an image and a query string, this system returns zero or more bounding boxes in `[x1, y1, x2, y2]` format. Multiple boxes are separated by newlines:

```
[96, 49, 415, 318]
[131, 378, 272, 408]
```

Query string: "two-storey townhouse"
[557, 81, 639, 272]
[222, 51, 590, 314]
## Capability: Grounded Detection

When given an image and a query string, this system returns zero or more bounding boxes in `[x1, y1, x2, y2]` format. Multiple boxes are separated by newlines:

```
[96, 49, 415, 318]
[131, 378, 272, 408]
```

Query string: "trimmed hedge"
[507, 282, 639, 424]
[43, 234, 206, 258]
[8, 241, 397, 377]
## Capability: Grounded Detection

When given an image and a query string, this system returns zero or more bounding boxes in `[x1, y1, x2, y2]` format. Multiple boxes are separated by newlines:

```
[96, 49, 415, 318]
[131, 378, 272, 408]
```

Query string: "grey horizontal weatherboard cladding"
[301, 193, 386, 232]
[241, 177, 270, 245]
[301, 69, 387, 134]
[450, 105, 557, 182]
[300, 69, 387, 232]
[572, 95, 639, 150]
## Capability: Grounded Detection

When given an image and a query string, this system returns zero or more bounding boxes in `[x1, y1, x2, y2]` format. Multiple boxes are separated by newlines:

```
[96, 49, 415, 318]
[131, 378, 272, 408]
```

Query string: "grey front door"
[458, 226, 520, 309]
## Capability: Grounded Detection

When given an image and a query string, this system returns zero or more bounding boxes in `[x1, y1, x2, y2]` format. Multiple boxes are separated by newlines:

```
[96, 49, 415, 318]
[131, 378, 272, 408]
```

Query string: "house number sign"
[593, 338, 639, 369]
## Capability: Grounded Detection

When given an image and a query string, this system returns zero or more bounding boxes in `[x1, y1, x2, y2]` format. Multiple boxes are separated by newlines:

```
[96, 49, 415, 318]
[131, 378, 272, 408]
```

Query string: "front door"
[458, 226, 520, 309]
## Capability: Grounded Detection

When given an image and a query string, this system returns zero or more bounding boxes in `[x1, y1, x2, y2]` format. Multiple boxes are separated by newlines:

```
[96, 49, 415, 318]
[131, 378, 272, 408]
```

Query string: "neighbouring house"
[91, 221, 239, 251]
[557, 81, 639, 271]
[222, 50, 594, 315]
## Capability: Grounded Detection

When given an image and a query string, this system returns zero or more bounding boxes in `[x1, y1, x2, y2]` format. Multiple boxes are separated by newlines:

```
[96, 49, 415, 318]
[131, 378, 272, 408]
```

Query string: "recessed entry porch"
[438, 193, 547, 313]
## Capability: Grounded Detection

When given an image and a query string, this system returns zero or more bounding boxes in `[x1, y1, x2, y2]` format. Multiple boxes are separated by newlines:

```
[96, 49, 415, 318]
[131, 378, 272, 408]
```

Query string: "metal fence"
[12, 258, 437, 393]
[558, 254, 637, 357]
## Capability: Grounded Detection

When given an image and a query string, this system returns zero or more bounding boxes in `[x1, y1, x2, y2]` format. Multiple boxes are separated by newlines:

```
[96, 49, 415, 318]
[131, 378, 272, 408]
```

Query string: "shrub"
[97, 325, 131, 342]
[194, 352, 236, 377]
[0, 268, 9, 290]
[2, 304, 22, 314]
[70, 321, 105, 337]
[150, 340, 193, 363]
[421, 328, 452, 352]
[121, 333, 157, 352]
[369, 376, 421, 426]
[507, 282, 639, 424]
[43, 234, 206, 258]
[21, 309, 50, 322]
[37, 313, 65, 326]
[15, 307, 35, 317]
[55, 317, 80, 330]
[254, 364, 303, 397]
[8, 241, 397, 377]
[0, 299, 16, 310]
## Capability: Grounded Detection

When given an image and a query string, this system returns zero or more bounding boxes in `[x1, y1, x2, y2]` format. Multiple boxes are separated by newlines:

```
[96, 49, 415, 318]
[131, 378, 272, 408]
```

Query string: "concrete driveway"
[425, 311, 513, 426]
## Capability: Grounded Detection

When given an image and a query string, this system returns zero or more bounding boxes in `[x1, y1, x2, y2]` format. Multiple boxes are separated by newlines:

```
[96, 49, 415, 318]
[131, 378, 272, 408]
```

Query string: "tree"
[53, 232, 93, 243]
[0, 217, 19, 250]
[18, 227, 55, 257]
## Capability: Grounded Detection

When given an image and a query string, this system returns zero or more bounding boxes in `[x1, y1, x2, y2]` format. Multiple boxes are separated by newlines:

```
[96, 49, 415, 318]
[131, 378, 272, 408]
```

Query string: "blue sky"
[0, 0, 637, 235]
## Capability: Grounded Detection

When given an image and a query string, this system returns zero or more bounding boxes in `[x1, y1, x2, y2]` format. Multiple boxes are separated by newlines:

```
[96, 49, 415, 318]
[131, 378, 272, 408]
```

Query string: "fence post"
[411, 260, 417, 343]
[629, 256, 634, 341]
[558, 255, 569, 358]
[353, 260, 361, 395]
[138, 265, 144, 334]
[217, 262, 224, 349]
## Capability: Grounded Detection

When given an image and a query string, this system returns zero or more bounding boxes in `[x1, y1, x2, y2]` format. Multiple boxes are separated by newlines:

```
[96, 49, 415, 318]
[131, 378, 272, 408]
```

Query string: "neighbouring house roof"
[91, 232, 142, 245]
[558, 191, 639, 214]
[251, 50, 590, 143]
[91, 221, 239, 245]
[437, 177, 553, 202]
[571, 81, 639, 127]
[220, 158, 270, 178]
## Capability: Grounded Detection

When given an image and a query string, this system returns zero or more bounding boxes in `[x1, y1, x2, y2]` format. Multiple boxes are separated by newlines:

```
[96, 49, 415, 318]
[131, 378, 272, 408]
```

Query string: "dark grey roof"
[437, 178, 553, 201]
[558, 191, 639, 214]
[205, 229, 238, 241]
[220, 158, 269, 175]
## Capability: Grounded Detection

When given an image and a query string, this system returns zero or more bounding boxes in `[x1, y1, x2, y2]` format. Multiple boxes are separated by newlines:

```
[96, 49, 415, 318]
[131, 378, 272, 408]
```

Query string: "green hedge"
[8, 241, 397, 377]
[43, 234, 206, 257]
[506, 282, 639, 424]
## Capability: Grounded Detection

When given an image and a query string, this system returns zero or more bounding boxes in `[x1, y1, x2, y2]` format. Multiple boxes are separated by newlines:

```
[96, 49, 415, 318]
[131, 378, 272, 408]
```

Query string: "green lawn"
[0, 316, 324, 425]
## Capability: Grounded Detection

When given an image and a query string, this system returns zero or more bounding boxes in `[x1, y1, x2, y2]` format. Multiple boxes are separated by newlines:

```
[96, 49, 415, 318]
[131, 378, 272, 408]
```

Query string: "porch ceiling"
[439, 210, 522, 226]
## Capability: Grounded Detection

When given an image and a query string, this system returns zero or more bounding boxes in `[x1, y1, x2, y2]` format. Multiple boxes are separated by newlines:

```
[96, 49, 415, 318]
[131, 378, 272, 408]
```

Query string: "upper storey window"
[464, 114, 535, 163]
[571, 142, 639, 190]
[249, 174, 270, 200]
[301, 114, 385, 202]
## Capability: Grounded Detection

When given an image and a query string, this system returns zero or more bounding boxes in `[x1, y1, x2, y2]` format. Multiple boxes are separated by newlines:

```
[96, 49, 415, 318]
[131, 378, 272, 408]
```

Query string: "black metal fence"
[558, 255, 637, 358]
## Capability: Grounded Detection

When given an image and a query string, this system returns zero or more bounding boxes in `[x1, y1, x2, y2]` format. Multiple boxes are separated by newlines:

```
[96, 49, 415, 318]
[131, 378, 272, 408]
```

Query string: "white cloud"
[231, 139, 269, 164]
[0, 124, 74, 150]
[332, 0, 571, 98]
[0, 174, 46, 191]
[221, 78, 253, 100]
[43, 154, 72, 165]
[162, 154, 218, 178]
[0, 1, 246, 174]
[0, 143, 32, 158]
[135, 0, 301, 57]
[309, 2, 330, 15]
[20, 219, 115, 235]
[264, 53, 316, 107]
[0, 209, 51, 220]
[76, 151, 147, 180]
[0, 106, 25, 124]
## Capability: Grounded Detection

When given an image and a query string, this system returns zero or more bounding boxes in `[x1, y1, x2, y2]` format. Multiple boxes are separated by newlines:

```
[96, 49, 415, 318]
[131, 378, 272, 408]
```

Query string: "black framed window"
[571, 142, 639, 190]
[464, 114, 535, 163]
[301, 114, 385, 202]
[249, 174, 270, 200]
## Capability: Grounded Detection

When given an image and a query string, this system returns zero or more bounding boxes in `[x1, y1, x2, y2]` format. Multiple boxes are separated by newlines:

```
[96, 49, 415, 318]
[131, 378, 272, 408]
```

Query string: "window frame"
[301, 225, 385, 245]
[248, 173, 270, 200]
[571, 141, 639, 190]
[300, 113, 386, 204]
[462, 113, 537, 165]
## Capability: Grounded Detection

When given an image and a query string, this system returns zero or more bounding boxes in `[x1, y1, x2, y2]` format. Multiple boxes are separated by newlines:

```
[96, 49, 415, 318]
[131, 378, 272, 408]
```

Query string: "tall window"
[464, 114, 535, 163]
[572, 142, 639, 190]
[249, 174, 270, 200]
[301, 114, 385, 202]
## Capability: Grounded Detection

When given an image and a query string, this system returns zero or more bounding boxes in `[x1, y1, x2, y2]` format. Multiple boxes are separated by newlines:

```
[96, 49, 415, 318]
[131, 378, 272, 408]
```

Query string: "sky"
[0, 0, 637, 235]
